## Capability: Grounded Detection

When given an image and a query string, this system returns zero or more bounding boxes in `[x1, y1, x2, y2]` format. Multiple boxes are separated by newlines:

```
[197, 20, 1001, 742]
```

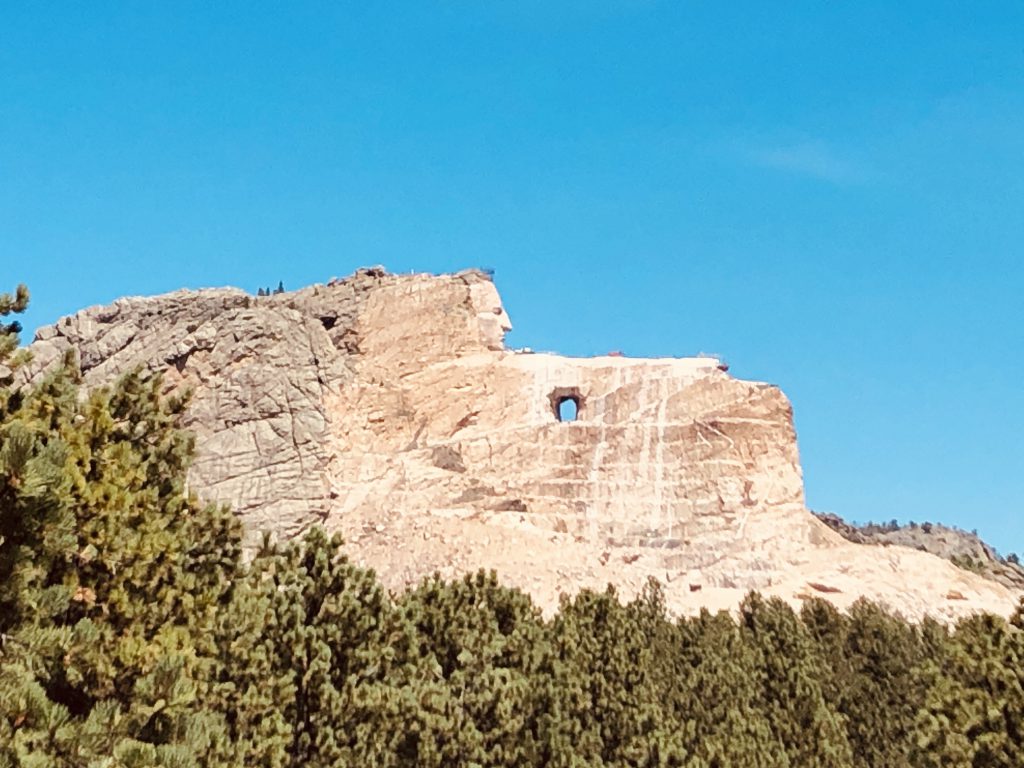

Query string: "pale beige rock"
[24, 268, 1022, 621]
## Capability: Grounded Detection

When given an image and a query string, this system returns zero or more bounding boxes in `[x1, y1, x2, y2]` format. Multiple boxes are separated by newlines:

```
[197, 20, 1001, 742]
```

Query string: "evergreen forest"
[2, 284, 1023, 768]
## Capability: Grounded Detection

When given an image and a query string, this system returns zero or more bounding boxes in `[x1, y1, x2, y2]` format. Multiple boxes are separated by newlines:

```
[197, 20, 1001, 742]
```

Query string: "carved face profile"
[469, 281, 512, 350]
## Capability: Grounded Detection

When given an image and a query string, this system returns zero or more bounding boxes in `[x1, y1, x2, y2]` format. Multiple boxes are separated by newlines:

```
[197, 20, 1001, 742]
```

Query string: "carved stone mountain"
[24, 268, 1020, 620]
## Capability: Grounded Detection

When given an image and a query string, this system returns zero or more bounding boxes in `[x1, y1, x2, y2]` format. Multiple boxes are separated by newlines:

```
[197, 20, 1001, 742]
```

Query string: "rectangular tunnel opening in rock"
[549, 387, 584, 422]
[557, 396, 579, 422]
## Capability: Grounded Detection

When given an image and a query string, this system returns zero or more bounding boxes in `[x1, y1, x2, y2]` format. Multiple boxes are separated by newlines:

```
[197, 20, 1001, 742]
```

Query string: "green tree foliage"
[913, 613, 1024, 767]
[211, 528, 468, 768]
[665, 608, 787, 767]
[738, 593, 853, 768]
[841, 599, 928, 767]
[801, 597, 931, 767]
[399, 570, 553, 767]
[548, 583, 692, 767]
[0, 288, 241, 766]
[0, 368, 242, 765]
[1010, 596, 1024, 629]
[0, 284, 30, 411]
[0, 284, 29, 363]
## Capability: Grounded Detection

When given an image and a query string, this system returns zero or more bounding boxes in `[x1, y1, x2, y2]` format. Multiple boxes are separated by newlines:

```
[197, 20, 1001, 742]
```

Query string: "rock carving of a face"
[470, 281, 512, 350]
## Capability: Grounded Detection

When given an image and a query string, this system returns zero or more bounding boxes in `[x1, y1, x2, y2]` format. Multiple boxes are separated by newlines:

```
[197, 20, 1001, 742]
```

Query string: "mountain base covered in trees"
[3, 285, 1024, 767]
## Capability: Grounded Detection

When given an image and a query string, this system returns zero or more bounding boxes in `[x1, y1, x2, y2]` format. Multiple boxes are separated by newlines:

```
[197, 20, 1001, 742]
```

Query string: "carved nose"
[494, 307, 512, 332]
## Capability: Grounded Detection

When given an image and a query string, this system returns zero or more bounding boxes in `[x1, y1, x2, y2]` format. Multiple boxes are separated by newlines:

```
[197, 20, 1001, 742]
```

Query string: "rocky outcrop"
[23, 268, 1022, 620]
[814, 513, 1024, 591]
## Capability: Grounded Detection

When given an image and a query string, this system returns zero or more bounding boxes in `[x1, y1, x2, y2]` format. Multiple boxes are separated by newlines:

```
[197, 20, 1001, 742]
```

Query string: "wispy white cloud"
[747, 141, 870, 185]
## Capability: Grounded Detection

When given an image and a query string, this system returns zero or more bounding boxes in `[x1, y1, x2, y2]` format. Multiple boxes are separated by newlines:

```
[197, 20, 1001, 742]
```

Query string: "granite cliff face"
[23, 268, 1021, 620]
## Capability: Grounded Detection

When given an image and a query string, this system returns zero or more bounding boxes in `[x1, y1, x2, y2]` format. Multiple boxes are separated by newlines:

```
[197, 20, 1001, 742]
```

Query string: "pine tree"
[665, 608, 787, 767]
[1010, 597, 1024, 630]
[798, 597, 850, 726]
[0, 284, 28, 361]
[398, 569, 553, 767]
[912, 613, 1024, 767]
[802, 596, 931, 767]
[213, 528, 464, 768]
[738, 593, 852, 768]
[548, 583, 692, 767]
[0, 339, 241, 766]
[844, 599, 924, 767]
[0, 283, 30, 412]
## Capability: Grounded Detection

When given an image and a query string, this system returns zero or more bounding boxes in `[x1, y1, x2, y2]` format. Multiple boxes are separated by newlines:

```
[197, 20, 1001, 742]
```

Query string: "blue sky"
[3, 3, 1022, 552]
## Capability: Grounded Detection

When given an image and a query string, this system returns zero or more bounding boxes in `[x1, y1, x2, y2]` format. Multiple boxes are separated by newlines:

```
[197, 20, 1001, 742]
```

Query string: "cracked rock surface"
[24, 267, 1022, 620]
